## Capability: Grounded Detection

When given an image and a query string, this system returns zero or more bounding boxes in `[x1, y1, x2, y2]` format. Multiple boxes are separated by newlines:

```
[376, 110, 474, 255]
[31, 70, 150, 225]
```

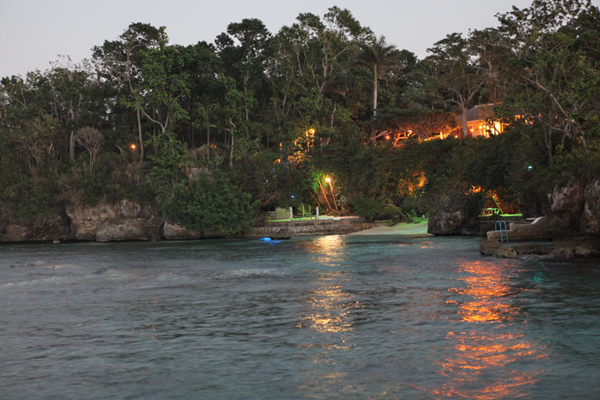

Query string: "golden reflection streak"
[434, 260, 547, 399]
[295, 269, 361, 395]
[297, 272, 361, 334]
[297, 236, 359, 334]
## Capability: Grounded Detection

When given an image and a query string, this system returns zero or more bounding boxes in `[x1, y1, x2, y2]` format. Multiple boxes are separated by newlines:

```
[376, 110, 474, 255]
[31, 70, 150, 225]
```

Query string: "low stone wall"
[248, 217, 372, 238]
[486, 217, 551, 241]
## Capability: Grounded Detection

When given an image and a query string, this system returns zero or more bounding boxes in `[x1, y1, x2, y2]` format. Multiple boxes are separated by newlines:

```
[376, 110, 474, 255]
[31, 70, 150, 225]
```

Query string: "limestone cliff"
[66, 200, 162, 242]
[549, 179, 600, 237]
[427, 194, 481, 235]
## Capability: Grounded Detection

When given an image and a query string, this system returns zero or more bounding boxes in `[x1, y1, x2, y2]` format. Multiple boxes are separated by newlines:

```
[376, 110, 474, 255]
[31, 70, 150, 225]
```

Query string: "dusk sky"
[1, 0, 598, 78]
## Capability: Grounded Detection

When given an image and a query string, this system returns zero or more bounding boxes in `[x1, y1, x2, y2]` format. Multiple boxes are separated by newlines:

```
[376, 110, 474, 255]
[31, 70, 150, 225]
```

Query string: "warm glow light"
[434, 260, 547, 399]
[309, 128, 316, 135]
[385, 135, 390, 140]
[130, 144, 137, 151]
[325, 177, 331, 184]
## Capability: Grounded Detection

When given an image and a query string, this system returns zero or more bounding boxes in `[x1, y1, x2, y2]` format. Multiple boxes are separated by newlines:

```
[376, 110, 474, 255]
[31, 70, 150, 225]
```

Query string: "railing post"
[495, 220, 508, 243]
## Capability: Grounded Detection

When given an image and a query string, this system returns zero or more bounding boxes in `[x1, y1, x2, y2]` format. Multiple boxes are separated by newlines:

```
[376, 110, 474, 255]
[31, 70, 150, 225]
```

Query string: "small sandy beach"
[349, 220, 430, 236]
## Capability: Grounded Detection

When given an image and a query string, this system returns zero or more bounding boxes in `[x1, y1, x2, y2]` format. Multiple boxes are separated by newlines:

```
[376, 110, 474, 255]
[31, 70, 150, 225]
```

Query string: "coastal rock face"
[67, 200, 161, 242]
[480, 240, 551, 258]
[549, 180, 584, 215]
[548, 180, 584, 236]
[551, 238, 600, 258]
[0, 220, 73, 243]
[0, 204, 74, 243]
[428, 195, 480, 235]
[581, 181, 600, 235]
[513, 243, 551, 255]
[548, 180, 600, 237]
[478, 240, 517, 258]
[479, 240, 504, 256]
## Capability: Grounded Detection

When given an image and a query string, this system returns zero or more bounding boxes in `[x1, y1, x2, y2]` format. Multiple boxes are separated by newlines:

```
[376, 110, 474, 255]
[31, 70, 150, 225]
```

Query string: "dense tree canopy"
[1, 0, 599, 233]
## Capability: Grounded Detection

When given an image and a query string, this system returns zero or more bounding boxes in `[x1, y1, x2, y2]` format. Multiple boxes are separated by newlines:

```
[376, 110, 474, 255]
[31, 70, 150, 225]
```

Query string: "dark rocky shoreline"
[0, 200, 372, 244]
[479, 237, 600, 259]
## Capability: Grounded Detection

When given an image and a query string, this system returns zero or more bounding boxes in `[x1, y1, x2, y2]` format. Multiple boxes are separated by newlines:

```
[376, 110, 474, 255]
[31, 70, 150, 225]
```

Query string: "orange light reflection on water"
[434, 260, 547, 399]
[299, 280, 359, 334]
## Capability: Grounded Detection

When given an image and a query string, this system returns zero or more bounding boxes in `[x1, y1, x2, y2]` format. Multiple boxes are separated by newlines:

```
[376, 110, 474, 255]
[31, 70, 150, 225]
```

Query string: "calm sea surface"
[1, 234, 600, 399]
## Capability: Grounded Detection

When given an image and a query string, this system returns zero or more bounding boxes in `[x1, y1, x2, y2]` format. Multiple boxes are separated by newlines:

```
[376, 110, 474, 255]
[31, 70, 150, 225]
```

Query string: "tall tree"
[354, 35, 403, 117]
[497, 0, 600, 165]
[92, 23, 168, 164]
[273, 7, 373, 143]
[423, 32, 487, 138]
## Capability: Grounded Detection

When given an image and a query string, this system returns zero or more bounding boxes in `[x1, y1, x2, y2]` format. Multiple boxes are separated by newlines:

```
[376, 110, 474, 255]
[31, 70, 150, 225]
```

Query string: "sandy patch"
[349, 220, 431, 236]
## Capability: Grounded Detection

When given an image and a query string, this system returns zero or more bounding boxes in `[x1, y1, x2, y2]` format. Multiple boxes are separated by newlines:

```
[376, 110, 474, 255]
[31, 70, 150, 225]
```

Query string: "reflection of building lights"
[435, 260, 547, 398]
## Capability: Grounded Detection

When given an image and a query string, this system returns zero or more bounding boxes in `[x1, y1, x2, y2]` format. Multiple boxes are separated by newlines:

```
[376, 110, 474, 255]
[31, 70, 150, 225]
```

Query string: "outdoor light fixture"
[130, 144, 137, 151]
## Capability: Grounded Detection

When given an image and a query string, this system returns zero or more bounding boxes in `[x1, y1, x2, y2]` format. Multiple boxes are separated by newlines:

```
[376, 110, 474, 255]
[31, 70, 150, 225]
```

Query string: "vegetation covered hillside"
[1, 0, 599, 236]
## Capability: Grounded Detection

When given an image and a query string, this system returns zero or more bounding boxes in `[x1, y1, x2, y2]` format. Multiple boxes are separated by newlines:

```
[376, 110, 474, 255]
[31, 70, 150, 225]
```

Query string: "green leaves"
[164, 171, 259, 235]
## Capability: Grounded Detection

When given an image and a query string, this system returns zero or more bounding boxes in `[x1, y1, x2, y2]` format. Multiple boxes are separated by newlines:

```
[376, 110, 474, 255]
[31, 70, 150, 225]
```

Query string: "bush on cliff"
[163, 171, 260, 235]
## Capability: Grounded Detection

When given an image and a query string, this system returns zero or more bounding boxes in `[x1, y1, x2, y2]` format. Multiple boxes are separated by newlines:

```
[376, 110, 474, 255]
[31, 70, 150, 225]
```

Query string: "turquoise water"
[1, 234, 600, 399]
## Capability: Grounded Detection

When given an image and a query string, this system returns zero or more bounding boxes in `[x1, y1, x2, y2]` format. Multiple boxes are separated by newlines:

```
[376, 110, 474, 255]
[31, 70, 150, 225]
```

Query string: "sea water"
[1, 234, 599, 399]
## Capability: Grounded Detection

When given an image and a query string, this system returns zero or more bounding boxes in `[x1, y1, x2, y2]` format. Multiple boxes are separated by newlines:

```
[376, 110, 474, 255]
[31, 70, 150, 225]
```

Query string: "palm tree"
[354, 36, 403, 117]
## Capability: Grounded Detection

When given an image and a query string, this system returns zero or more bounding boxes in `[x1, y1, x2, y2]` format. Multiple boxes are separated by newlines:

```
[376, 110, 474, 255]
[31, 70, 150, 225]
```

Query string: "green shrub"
[164, 171, 260, 235]
[352, 197, 385, 222]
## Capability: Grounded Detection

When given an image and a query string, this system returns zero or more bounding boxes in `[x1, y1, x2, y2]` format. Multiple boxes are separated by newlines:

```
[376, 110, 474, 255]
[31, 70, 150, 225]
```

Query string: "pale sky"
[1, 0, 597, 78]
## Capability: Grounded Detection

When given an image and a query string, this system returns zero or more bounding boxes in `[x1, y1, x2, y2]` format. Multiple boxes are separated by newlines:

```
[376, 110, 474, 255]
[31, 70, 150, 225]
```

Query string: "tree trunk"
[69, 131, 75, 161]
[206, 125, 210, 161]
[373, 67, 378, 117]
[136, 100, 144, 164]
[545, 111, 554, 167]
[460, 104, 468, 138]
[229, 134, 234, 167]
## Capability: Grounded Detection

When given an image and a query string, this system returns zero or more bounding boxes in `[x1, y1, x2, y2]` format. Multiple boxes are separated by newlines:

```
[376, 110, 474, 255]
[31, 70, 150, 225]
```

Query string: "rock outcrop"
[551, 238, 600, 258]
[0, 223, 72, 243]
[479, 240, 504, 256]
[479, 240, 552, 258]
[581, 181, 600, 235]
[66, 200, 161, 242]
[428, 194, 480, 235]
[548, 179, 600, 237]
[479, 240, 518, 258]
